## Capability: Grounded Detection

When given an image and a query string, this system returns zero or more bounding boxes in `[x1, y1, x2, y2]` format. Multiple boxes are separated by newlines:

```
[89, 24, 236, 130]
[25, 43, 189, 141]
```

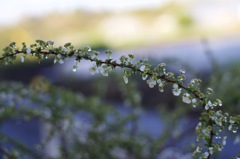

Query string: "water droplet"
[20, 56, 24, 63]
[123, 75, 128, 84]
[159, 87, 164, 92]
[192, 104, 197, 108]
[180, 69, 185, 74]
[160, 63, 166, 67]
[142, 74, 148, 80]
[73, 65, 78, 72]
[140, 65, 145, 71]
[85, 46, 91, 51]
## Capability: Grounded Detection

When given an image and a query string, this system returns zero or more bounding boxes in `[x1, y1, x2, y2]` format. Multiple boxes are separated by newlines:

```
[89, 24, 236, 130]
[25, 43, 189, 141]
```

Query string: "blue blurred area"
[1, 118, 41, 147]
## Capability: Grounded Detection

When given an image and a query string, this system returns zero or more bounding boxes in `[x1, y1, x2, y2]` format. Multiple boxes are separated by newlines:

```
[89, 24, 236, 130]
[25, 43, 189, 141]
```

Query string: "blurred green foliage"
[0, 79, 145, 158]
[0, 69, 199, 159]
[209, 62, 240, 115]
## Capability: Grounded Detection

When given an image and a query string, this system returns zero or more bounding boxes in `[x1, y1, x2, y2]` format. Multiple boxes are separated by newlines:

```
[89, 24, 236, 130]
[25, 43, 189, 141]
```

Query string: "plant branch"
[0, 41, 234, 158]
[0, 50, 203, 103]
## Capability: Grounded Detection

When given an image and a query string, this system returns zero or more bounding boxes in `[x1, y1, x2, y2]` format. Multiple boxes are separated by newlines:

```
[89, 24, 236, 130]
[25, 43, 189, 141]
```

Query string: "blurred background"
[1, 0, 240, 48]
[0, 0, 240, 158]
